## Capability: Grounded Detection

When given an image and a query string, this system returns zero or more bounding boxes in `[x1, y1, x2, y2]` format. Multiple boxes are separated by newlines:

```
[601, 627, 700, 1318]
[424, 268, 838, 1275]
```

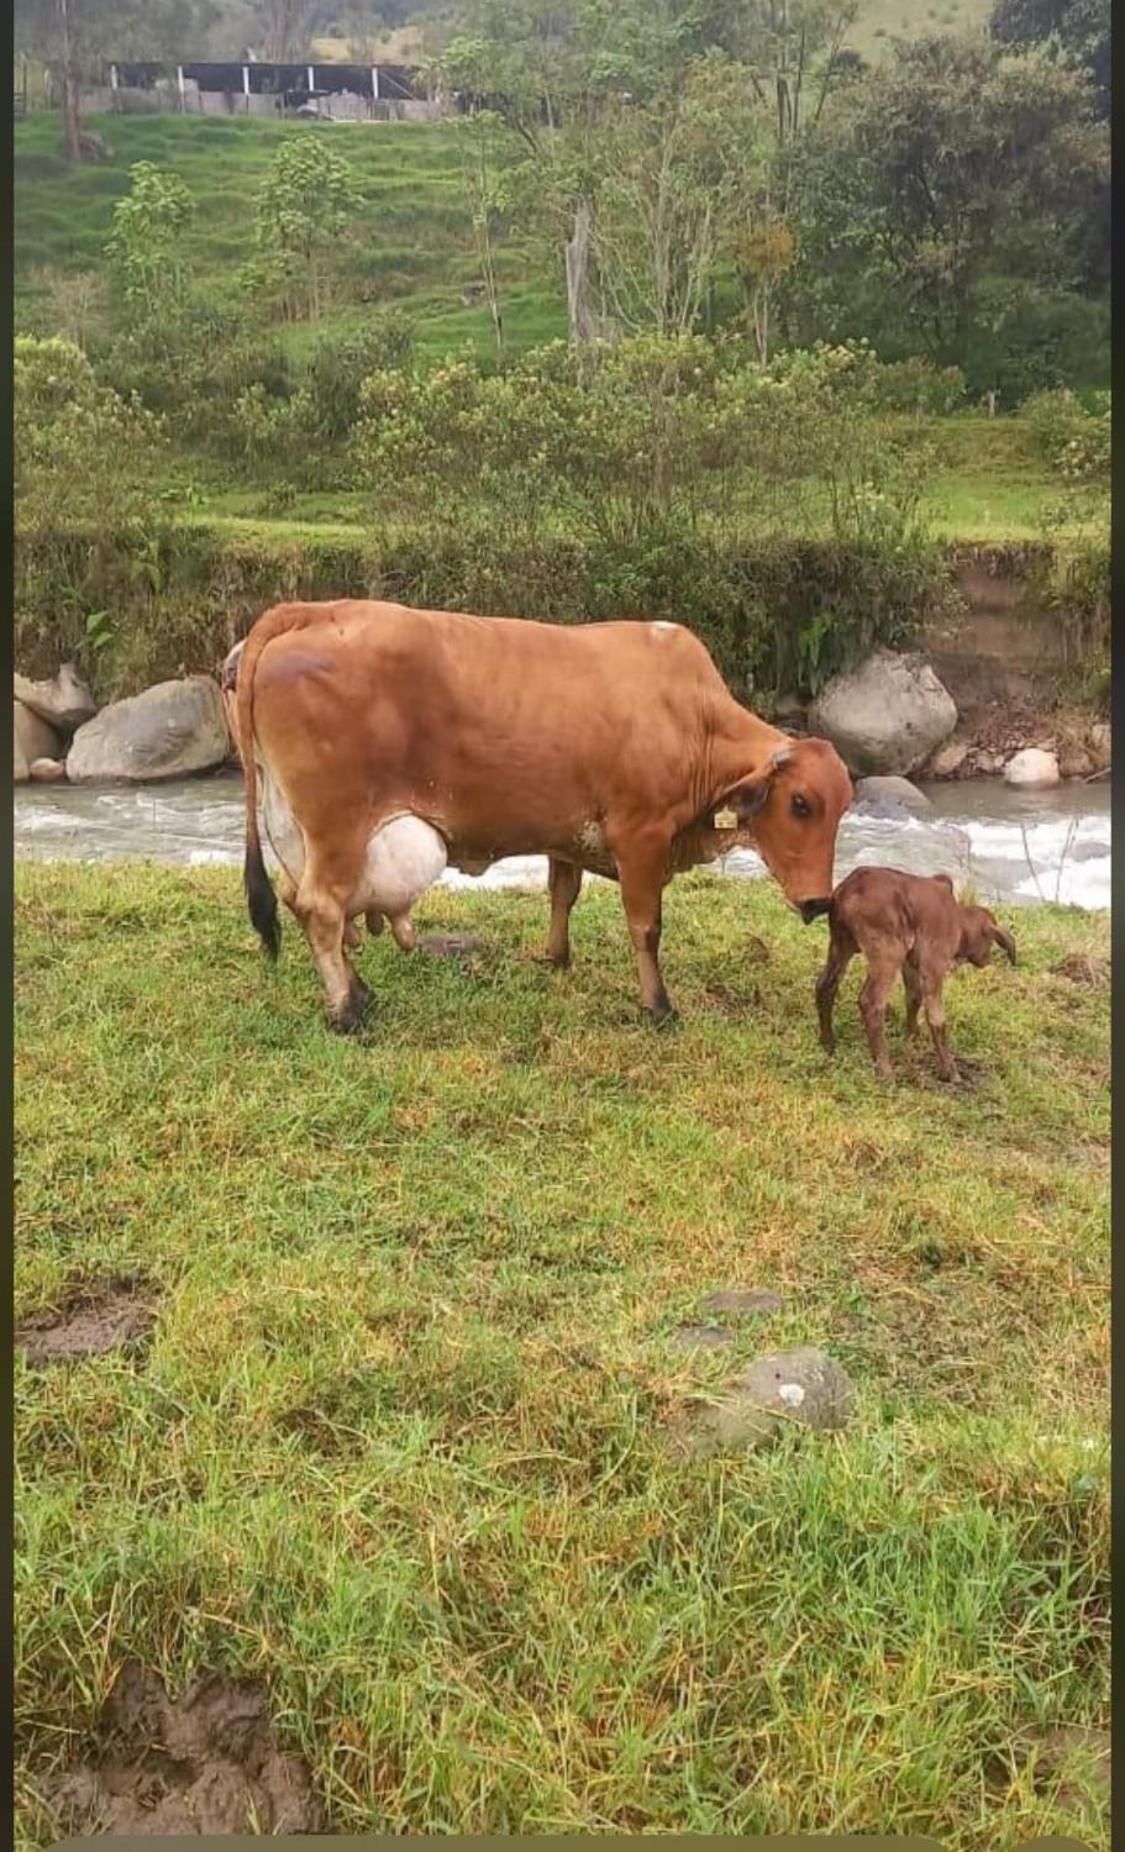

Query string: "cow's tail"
[234, 601, 332, 960]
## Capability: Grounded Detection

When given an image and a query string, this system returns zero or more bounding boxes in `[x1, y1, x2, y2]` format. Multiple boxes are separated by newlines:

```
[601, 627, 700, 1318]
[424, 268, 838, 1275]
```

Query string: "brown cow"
[816, 867, 1017, 1082]
[226, 600, 854, 1033]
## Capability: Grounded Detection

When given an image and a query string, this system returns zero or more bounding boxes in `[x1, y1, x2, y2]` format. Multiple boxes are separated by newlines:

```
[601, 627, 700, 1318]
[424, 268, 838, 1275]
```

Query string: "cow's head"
[716, 736, 853, 921]
[957, 904, 1017, 968]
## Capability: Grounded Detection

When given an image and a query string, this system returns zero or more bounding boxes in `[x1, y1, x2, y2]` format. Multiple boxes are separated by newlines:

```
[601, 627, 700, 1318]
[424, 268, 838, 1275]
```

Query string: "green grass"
[848, 0, 993, 60]
[15, 861, 1109, 1848]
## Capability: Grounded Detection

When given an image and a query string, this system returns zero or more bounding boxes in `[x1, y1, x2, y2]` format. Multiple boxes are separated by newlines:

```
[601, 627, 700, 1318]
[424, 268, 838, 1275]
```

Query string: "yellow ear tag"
[714, 807, 738, 829]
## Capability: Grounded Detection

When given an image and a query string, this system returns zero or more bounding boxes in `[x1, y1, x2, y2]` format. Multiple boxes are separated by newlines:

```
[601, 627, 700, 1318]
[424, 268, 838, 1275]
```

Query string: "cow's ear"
[715, 746, 793, 825]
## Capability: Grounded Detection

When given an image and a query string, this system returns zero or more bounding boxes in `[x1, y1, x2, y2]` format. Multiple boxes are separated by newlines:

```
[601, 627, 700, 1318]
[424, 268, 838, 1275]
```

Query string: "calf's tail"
[234, 601, 332, 960]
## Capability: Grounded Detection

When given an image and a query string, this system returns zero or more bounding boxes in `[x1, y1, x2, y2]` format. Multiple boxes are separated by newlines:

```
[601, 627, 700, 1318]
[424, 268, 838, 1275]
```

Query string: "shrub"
[1020, 388, 1110, 481]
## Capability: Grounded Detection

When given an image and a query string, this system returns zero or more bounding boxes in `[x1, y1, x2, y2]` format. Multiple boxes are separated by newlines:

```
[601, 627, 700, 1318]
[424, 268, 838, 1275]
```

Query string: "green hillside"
[14, 111, 564, 358]
[848, 0, 993, 61]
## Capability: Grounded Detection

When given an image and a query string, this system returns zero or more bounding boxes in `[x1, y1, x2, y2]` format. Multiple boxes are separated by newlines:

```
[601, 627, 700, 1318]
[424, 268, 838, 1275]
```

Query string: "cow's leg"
[902, 959, 923, 1039]
[544, 858, 583, 968]
[614, 838, 674, 1025]
[857, 954, 900, 1080]
[919, 966, 958, 1082]
[816, 929, 855, 1055]
[292, 845, 371, 1033]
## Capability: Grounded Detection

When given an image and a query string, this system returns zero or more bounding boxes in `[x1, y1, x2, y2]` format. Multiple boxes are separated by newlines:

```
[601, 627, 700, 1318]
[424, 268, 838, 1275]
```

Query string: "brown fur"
[816, 867, 1017, 1082]
[227, 599, 854, 1032]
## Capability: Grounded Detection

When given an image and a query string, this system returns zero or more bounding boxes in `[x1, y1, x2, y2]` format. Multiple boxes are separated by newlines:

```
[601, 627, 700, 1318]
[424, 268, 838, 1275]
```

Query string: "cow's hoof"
[542, 949, 571, 970]
[329, 980, 372, 1036]
[648, 1002, 679, 1031]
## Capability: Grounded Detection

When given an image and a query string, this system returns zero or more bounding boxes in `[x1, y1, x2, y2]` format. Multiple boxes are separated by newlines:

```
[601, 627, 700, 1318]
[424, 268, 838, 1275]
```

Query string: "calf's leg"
[920, 967, 958, 1082]
[902, 959, 923, 1038]
[816, 925, 855, 1054]
[857, 952, 901, 1080]
[545, 858, 583, 968]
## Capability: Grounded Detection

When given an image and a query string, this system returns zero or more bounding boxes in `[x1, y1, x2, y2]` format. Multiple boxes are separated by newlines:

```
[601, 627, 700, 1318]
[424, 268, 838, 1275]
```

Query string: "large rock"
[1004, 747, 1060, 790]
[853, 775, 932, 816]
[67, 677, 231, 784]
[15, 701, 62, 783]
[14, 661, 97, 734]
[810, 650, 958, 776]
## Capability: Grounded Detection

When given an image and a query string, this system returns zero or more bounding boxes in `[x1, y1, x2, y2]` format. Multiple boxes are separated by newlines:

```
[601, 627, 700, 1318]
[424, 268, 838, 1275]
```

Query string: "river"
[13, 772, 1111, 911]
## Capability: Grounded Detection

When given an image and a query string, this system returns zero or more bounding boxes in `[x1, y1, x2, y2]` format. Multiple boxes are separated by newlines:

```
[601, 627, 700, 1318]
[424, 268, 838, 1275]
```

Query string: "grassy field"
[15, 860, 1109, 1847]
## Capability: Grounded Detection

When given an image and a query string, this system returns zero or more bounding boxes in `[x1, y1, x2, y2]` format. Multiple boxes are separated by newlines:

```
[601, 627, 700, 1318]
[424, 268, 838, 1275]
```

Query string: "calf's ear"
[716, 746, 794, 824]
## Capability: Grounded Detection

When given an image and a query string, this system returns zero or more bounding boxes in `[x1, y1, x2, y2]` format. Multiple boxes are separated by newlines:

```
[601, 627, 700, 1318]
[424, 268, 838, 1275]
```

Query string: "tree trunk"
[565, 197, 597, 345]
[58, 0, 82, 163]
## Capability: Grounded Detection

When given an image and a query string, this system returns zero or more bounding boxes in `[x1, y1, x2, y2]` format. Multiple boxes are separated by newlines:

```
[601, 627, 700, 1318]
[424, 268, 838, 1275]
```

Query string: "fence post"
[242, 65, 250, 113]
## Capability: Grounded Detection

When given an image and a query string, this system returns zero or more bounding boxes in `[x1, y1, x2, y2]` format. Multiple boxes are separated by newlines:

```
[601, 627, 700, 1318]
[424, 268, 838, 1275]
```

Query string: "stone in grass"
[701, 1288, 784, 1318]
[670, 1346, 856, 1460]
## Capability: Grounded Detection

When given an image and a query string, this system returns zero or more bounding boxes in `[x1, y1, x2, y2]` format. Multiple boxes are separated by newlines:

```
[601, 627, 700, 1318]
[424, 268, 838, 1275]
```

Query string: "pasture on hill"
[14, 112, 562, 361]
[15, 861, 1109, 1850]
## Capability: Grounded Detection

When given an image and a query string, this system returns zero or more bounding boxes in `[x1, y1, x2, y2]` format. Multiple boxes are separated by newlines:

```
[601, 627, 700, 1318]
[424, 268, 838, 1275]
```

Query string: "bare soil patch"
[15, 1276, 156, 1367]
[46, 1661, 323, 1836]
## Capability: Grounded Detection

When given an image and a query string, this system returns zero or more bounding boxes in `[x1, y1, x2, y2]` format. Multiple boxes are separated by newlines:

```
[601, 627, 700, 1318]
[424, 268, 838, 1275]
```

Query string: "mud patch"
[673, 1322, 733, 1351]
[701, 1288, 784, 1318]
[45, 1661, 323, 1837]
[15, 1276, 156, 1367]
[417, 932, 488, 960]
[1052, 951, 1109, 987]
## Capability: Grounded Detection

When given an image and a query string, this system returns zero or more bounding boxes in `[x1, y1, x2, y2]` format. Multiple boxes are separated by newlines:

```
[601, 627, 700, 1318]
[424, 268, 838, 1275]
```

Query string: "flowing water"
[13, 772, 1111, 911]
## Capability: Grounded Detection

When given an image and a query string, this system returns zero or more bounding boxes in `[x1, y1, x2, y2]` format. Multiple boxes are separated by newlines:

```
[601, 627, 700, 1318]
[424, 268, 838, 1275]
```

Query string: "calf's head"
[717, 736, 854, 920]
[958, 905, 1017, 968]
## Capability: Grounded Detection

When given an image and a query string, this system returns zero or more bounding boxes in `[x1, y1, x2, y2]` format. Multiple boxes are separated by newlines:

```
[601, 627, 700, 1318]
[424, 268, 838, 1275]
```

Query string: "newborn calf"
[816, 868, 1016, 1082]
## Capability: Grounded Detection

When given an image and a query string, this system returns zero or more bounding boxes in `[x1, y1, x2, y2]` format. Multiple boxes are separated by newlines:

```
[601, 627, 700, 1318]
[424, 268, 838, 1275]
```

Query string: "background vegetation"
[14, 0, 1110, 706]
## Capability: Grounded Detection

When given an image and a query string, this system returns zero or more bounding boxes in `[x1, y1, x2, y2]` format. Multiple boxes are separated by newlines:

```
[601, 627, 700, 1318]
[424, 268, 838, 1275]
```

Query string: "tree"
[14, 0, 219, 161]
[990, 0, 1110, 115]
[253, 0, 320, 62]
[254, 135, 363, 321]
[106, 163, 196, 316]
[786, 36, 1109, 379]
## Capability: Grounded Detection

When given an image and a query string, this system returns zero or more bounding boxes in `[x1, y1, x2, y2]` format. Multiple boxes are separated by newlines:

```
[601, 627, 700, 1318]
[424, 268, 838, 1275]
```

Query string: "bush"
[98, 297, 292, 455]
[1020, 388, 1110, 481]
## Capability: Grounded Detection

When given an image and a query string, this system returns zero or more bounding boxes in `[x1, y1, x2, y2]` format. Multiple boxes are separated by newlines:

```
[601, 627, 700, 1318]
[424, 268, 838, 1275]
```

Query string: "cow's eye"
[791, 793, 811, 818]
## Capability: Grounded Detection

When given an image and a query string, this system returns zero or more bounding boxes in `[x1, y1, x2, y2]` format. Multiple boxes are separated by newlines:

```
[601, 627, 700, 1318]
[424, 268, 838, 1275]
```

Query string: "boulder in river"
[1004, 747, 1060, 789]
[853, 775, 933, 816]
[67, 677, 231, 784]
[14, 661, 97, 734]
[809, 650, 958, 776]
[30, 757, 67, 784]
[926, 738, 970, 780]
[15, 701, 62, 784]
